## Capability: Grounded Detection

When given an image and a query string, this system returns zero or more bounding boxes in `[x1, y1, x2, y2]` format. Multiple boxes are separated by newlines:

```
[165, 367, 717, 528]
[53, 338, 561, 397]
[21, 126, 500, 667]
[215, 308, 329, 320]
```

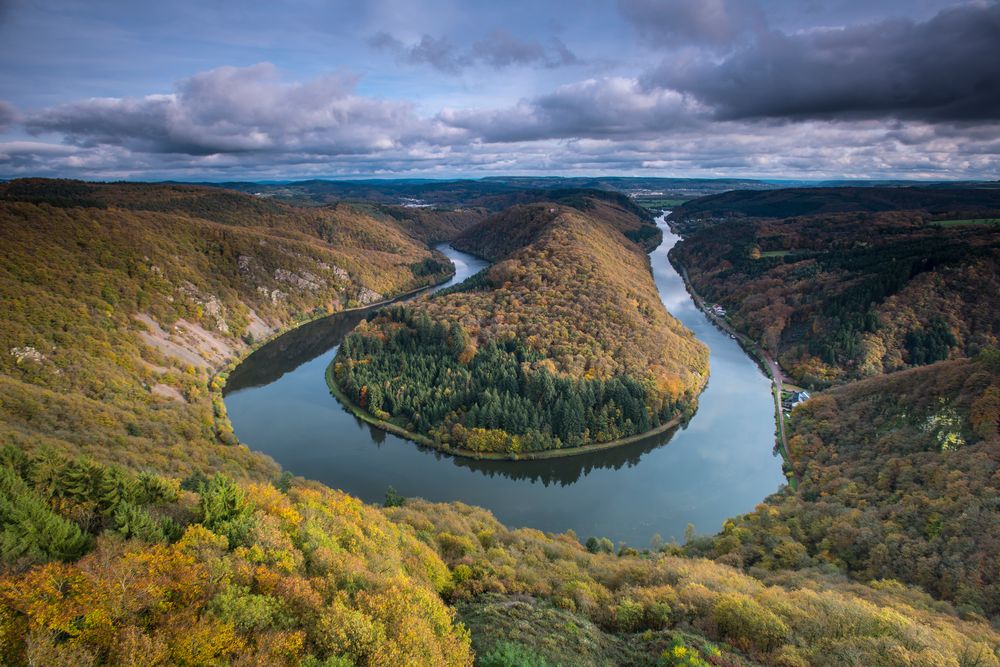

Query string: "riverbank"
[212, 270, 455, 429]
[663, 222, 797, 489]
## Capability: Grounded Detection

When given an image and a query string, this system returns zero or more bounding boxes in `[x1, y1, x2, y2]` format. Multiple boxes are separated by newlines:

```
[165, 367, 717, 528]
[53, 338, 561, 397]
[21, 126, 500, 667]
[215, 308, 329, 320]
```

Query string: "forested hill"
[687, 351, 1000, 618]
[0, 179, 460, 477]
[453, 192, 660, 261]
[0, 178, 484, 245]
[673, 208, 1000, 386]
[333, 199, 708, 455]
[671, 186, 1000, 226]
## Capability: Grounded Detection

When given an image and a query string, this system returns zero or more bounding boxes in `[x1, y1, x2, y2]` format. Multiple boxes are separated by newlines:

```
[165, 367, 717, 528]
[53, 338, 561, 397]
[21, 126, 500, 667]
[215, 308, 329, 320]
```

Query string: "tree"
[0, 466, 90, 564]
[199, 474, 254, 547]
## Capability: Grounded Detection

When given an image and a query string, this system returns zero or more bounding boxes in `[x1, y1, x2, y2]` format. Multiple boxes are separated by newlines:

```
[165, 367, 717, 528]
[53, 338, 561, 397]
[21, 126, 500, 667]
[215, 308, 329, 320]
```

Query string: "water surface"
[225, 221, 785, 545]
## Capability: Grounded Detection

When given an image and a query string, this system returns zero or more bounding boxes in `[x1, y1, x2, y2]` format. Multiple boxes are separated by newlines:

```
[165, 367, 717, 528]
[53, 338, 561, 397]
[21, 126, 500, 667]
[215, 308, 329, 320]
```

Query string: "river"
[224, 215, 785, 546]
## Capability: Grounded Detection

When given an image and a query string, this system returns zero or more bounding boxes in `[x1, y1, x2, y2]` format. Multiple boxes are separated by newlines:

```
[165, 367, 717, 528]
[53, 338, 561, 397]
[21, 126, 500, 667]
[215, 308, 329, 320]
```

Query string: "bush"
[615, 598, 645, 632]
[585, 536, 614, 554]
[199, 474, 255, 548]
[479, 641, 550, 667]
[0, 466, 90, 564]
[712, 593, 788, 653]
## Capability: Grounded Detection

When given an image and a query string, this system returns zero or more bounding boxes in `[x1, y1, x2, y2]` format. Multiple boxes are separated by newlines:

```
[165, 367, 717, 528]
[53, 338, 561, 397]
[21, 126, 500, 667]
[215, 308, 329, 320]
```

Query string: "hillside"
[672, 209, 1000, 386]
[332, 199, 709, 456]
[0, 181, 998, 664]
[685, 352, 1000, 619]
[6, 442, 1000, 666]
[0, 179, 461, 478]
[671, 186, 1000, 227]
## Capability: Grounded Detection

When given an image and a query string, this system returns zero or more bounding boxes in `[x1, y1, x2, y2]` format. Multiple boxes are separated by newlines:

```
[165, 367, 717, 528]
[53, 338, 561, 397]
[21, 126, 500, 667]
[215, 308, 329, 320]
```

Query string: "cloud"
[4, 118, 998, 181]
[472, 30, 577, 69]
[646, 2, 1000, 121]
[369, 29, 579, 73]
[0, 101, 17, 132]
[440, 77, 701, 142]
[25, 63, 459, 156]
[3, 61, 998, 182]
[618, 0, 765, 49]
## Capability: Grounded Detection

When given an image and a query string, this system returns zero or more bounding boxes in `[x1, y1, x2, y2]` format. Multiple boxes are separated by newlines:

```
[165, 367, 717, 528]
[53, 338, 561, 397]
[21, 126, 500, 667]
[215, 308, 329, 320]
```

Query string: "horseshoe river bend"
[224, 215, 785, 546]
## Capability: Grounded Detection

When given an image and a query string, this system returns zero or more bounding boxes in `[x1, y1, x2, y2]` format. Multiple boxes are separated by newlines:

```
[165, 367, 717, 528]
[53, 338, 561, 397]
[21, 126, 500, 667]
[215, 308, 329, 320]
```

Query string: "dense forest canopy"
[332, 199, 709, 455]
[685, 352, 1000, 618]
[673, 207, 1000, 386]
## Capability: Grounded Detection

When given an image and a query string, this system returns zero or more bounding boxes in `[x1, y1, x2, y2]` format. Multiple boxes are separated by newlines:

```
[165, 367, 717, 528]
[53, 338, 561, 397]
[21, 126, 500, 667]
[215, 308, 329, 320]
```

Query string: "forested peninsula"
[331, 194, 709, 456]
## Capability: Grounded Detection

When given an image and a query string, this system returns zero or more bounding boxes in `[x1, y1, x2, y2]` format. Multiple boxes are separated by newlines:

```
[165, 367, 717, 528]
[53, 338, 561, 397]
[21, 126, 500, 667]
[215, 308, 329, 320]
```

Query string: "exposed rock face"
[237, 254, 256, 276]
[10, 346, 45, 364]
[202, 296, 229, 334]
[258, 286, 287, 303]
[151, 383, 185, 402]
[179, 281, 229, 333]
[274, 268, 325, 291]
[134, 313, 236, 368]
[356, 287, 383, 305]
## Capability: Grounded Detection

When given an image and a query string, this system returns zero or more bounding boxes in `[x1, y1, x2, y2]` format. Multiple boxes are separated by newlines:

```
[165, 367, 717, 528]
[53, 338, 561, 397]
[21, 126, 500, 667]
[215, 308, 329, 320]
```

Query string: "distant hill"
[212, 177, 672, 214]
[672, 186, 1000, 224]
[673, 206, 1000, 386]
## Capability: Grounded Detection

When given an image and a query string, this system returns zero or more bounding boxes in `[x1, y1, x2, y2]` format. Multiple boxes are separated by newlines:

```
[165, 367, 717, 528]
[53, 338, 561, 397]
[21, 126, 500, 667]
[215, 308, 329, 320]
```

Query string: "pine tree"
[0, 466, 90, 564]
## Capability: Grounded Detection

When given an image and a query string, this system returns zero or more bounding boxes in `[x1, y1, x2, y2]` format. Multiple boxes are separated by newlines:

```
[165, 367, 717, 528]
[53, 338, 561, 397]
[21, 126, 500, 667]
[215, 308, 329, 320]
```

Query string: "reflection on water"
[225, 229, 786, 545]
[346, 412, 680, 486]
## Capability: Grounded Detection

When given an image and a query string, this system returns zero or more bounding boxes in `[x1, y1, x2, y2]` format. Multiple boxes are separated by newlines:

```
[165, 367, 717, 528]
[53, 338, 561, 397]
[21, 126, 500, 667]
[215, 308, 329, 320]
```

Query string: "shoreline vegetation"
[325, 360, 692, 461]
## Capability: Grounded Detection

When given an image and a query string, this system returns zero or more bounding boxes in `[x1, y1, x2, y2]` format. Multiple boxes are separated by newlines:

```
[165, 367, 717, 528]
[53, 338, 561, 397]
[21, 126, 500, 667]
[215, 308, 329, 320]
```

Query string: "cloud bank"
[1, 1, 998, 180]
[651, 2, 1000, 121]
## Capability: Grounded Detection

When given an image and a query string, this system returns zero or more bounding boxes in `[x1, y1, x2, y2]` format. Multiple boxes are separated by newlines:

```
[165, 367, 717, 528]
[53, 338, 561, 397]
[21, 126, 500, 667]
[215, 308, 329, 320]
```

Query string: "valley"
[1, 178, 998, 666]
[223, 217, 784, 546]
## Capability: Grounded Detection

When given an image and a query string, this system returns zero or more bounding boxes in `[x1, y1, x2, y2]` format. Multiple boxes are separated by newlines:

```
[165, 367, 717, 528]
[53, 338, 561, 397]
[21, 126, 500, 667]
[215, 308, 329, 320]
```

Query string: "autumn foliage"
[334, 200, 708, 453]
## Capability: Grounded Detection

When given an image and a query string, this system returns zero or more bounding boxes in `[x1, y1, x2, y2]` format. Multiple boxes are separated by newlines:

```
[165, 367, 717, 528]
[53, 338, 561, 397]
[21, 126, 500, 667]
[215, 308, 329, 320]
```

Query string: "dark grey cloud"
[473, 30, 578, 68]
[439, 77, 700, 142]
[24, 63, 459, 156]
[0, 100, 17, 132]
[618, 0, 765, 48]
[368, 28, 579, 73]
[647, 2, 1000, 121]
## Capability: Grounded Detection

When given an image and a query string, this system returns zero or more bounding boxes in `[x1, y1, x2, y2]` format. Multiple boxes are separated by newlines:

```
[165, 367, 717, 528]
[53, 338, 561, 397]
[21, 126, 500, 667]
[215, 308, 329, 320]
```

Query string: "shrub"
[479, 641, 550, 667]
[712, 593, 788, 653]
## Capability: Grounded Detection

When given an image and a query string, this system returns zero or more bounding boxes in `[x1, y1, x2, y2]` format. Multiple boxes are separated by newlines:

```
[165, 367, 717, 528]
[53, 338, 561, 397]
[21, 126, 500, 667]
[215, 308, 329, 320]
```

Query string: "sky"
[0, 0, 997, 181]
